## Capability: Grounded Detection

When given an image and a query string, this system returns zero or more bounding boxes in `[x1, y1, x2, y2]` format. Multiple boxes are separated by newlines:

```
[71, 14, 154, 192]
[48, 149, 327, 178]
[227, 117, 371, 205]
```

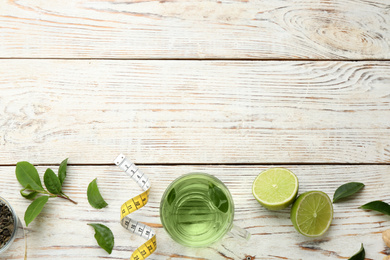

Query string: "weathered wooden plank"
[0, 0, 389, 59]
[0, 165, 389, 259]
[0, 60, 389, 164]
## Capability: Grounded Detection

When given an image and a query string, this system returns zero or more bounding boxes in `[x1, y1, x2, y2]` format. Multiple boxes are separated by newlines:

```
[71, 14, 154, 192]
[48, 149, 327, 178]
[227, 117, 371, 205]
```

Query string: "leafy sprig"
[15, 158, 77, 226]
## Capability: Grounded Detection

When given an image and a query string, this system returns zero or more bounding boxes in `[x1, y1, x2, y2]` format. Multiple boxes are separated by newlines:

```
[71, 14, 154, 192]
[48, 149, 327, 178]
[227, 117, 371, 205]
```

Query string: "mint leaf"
[333, 182, 364, 203]
[44, 168, 62, 195]
[58, 158, 68, 185]
[16, 161, 44, 191]
[87, 178, 108, 209]
[88, 223, 114, 254]
[24, 196, 49, 226]
[348, 243, 365, 260]
[360, 201, 390, 215]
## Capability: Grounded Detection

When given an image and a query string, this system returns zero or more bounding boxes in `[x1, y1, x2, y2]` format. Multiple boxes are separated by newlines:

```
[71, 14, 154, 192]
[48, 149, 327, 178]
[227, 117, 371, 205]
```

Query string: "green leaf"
[87, 178, 108, 209]
[58, 158, 68, 185]
[208, 183, 229, 213]
[167, 188, 176, 205]
[348, 243, 365, 260]
[20, 184, 39, 200]
[333, 182, 365, 203]
[88, 223, 114, 254]
[24, 196, 49, 226]
[44, 168, 62, 195]
[360, 200, 390, 215]
[15, 161, 44, 191]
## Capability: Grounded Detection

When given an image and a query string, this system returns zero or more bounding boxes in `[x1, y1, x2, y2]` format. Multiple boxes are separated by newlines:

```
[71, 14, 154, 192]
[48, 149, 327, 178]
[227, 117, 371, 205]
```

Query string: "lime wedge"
[290, 191, 333, 237]
[252, 168, 299, 210]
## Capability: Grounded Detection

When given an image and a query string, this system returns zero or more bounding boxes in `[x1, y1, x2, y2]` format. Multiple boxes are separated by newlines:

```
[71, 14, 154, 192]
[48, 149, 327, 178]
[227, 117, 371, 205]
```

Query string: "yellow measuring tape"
[114, 154, 156, 260]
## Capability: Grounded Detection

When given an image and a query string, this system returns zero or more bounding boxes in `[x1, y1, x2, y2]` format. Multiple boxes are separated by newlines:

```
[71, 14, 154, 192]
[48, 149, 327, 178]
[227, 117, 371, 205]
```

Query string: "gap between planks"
[0, 163, 389, 167]
[0, 58, 390, 62]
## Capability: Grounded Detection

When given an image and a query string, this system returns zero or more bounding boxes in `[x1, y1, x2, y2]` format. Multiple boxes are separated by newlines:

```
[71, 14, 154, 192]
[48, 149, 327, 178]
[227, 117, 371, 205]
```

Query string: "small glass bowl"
[0, 196, 19, 254]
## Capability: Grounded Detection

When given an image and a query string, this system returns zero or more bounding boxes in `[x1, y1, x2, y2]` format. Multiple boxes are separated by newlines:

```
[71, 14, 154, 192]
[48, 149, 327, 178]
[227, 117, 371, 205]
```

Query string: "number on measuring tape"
[115, 154, 156, 260]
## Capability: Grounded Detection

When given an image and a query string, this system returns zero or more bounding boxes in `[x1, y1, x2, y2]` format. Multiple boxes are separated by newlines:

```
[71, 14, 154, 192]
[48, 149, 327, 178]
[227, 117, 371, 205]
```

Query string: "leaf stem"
[36, 190, 50, 195]
[27, 188, 77, 204]
[57, 193, 78, 205]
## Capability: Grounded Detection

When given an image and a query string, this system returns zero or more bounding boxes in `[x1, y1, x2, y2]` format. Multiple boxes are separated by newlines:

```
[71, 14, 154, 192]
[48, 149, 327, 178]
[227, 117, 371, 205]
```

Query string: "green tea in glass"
[160, 173, 250, 247]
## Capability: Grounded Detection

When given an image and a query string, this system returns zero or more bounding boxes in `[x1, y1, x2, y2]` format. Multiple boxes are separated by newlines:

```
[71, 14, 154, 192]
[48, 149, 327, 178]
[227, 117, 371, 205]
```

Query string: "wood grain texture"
[0, 60, 389, 164]
[0, 0, 389, 59]
[0, 165, 389, 260]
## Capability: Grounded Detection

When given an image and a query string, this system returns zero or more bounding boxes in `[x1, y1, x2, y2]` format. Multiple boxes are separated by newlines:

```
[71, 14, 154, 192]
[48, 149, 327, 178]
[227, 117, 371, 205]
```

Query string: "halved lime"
[290, 191, 333, 237]
[252, 168, 299, 210]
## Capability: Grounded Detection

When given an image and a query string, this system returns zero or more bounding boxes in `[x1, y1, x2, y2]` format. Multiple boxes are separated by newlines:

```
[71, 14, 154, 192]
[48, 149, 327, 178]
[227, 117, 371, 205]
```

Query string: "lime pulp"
[290, 191, 333, 237]
[252, 168, 299, 210]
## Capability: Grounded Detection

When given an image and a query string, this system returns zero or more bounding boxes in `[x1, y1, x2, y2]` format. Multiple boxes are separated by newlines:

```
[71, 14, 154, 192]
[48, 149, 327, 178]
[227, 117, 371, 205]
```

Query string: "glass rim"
[160, 172, 235, 206]
[0, 195, 19, 253]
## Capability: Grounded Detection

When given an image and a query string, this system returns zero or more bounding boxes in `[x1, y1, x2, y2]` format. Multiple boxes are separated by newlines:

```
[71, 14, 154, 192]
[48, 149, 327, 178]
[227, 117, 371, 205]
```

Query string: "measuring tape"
[114, 154, 156, 260]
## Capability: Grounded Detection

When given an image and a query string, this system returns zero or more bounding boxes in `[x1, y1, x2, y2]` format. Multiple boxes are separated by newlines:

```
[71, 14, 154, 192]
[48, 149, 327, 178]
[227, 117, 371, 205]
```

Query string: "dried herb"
[333, 182, 365, 203]
[15, 158, 77, 226]
[0, 202, 14, 249]
[87, 178, 108, 209]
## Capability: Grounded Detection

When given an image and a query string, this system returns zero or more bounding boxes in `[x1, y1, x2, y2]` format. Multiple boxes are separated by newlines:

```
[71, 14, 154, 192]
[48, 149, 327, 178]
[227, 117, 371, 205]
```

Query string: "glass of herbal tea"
[160, 173, 250, 247]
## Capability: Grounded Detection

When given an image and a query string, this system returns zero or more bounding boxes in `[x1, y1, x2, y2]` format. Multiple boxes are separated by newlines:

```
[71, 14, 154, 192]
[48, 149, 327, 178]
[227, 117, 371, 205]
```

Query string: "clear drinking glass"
[0, 196, 20, 254]
[160, 173, 250, 247]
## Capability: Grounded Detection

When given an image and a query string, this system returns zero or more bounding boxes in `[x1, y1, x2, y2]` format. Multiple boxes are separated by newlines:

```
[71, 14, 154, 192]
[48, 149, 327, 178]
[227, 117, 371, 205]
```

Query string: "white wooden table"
[1, 1, 390, 259]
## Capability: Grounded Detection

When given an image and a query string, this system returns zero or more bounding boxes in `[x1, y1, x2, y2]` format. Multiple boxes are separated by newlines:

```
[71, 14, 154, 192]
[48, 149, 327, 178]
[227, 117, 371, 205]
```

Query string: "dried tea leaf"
[0, 202, 15, 248]
[88, 223, 114, 254]
[333, 182, 364, 203]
